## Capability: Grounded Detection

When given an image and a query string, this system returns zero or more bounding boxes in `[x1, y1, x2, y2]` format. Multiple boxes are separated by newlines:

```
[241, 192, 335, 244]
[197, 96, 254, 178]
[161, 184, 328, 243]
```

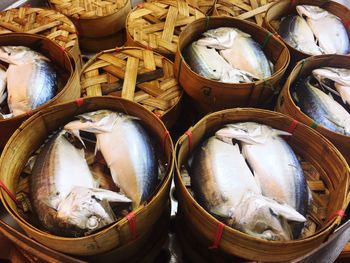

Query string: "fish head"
[0, 46, 37, 64]
[198, 27, 242, 49]
[56, 186, 131, 233]
[232, 194, 306, 241]
[313, 67, 350, 87]
[296, 5, 329, 20]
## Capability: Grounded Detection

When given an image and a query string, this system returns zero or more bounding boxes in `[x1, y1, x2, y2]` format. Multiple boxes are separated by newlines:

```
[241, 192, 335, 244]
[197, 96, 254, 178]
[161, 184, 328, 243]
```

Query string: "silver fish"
[313, 67, 350, 105]
[184, 42, 257, 83]
[196, 27, 272, 79]
[216, 122, 309, 239]
[64, 110, 158, 207]
[279, 14, 323, 55]
[296, 5, 349, 54]
[191, 136, 306, 241]
[294, 76, 350, 136]
[0, 67, 6, 104]
[31, 130, 131, 237]
[0, 46, 57, 116]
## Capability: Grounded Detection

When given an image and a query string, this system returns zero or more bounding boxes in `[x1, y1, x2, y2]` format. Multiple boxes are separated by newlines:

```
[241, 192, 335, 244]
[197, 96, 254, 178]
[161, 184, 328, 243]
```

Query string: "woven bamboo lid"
[126, 0, 205, 55]
[214, 0, 278, 26]
[81, 47, 182, 119]
[49, 0, 128, 19]
[185, 0, 215, 15]
[0, 7, 77, 51]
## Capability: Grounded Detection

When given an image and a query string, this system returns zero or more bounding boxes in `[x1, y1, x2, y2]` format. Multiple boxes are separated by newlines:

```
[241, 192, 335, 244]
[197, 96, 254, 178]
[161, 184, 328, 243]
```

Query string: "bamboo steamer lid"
[126, 0, 205, 58]
[0, 96, 174, 256]
[0, 33, 80, 149]
[186, 0, 216, 15]
[49, 0, 131, 38]
[81, 47, 183, 128]
[264, 0, 350, 66]
[213, 0, 278, 26]
[174, 108, 349, 261]
[0, 7, 82, 71]
[276, 54, 350, 164]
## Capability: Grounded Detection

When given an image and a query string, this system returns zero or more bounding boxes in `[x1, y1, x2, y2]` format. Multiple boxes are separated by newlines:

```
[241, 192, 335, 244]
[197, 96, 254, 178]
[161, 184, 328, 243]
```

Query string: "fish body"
[294, 76, 350, 136]
[313, 67, 350, 105]
[219, 34, 272, 79]
[0, 46, 57, 116]
[184, 42, 256, 83]
[296, 5, 349, 54]
[191, 136, 306, 241]
[31, 131, 131, 237]
[64, 110, 158, 207]
[279, 15, 323, 55]
[0, 67, 6, 104]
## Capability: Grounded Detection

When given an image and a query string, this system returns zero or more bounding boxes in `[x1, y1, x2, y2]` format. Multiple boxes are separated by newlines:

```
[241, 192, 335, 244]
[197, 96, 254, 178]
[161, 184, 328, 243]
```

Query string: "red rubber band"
[208, 222, 225, 250]
[287, 119, 299, 134]
[115, 47, 122, 53]
[154, 112, 161, 118]
[126, 212, 137, 240]
[75, 98, 84, 107]
[290, 0, 297, 11]
[0, 180, 17, 204]
[185, 129, 193, 153]
[326, 210, 346, 224]
[26, 110, 33, 117]
[163, 130, 170, 154]
[24, 4, 31, 8]
[137, 3, 144, 8]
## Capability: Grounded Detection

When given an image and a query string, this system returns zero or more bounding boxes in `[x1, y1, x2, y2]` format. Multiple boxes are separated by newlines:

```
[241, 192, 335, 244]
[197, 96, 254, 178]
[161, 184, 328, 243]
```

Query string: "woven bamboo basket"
[174, 16, 290, 115]
[0, 7, 82, 71]
[174, 108, 349, 262]
[0, 33, 80, 150]
[79, 29, 126, 53]
[186, 0, 216, 15]
[0, 96, 174, 256]
[264, 0, 350, 66]
[213, 0, 278, 26]
[125, 0, 205, 59]
[81, 47, 183, 128]
[276, 55, 350, 165]
[49, 0, 131, 38]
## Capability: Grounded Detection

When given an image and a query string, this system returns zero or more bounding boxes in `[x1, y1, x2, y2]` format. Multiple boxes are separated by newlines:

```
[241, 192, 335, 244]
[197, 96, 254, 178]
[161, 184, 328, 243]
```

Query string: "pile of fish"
[189, 122, 309, 241]
[293, 67, 350, 136]
[183, 27, 273, 83]
[30, 110, 158, 237]
[0, 46, 57, 119]
[279, 5, 349, 55]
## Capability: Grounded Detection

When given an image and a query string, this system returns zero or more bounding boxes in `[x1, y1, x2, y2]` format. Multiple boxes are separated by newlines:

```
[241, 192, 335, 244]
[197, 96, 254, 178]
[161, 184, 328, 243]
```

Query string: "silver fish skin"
[279, 15, 323, 55]
[313, 67, 350, 105]
[294, 76, 350, 136]
[296, 5, 349, 54]
[191, 137, 306, 241]
[0, 67, 6, 104]
[184, 42, 257, 83]
[215, 122, 309, 216]
[64, 110, 158, 207]
[31, 130, 131, 237]
[0, 46, 57, 116]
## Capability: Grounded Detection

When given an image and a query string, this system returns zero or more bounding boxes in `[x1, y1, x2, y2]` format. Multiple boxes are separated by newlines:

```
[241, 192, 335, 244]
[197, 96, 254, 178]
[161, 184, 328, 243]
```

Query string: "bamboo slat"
[0, 33, 79, 149]
[174, 16, 290, 114]
[214, 0, 278, 26]
[81, 47, 183, 128]
[185, 0, 216, 14]
[276, 54, 350, 164]
[126, 0, 205, 58]
[0, 7, 81, 71]
[0, 96, 174, 256]
[174, 108, 349, 262]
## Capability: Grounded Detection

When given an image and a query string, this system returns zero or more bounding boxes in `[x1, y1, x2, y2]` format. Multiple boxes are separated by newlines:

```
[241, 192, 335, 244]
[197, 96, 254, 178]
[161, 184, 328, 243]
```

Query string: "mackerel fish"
[0, 67, 6, 104]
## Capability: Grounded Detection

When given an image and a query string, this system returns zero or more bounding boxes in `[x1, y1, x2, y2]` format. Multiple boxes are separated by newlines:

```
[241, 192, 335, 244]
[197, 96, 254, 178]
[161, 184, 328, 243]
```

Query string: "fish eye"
[86, 216, 99, 229]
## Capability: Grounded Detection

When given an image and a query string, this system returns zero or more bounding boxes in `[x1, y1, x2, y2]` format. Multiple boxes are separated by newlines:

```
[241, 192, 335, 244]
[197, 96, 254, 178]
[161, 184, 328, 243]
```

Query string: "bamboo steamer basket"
[81, 47, 183, 128]
[276, 55, 350, 164]
[264, 0, 350, 66]
[174, 108, 349, 262]
[0, 96, 174, 256]
[125, 0, 205, 59]
[48, 0, 131, 38]
[0, 33, 79, 150]
[213, 0, 278, 26]
[174, 16, 290, 114]
[0, 7, 82, 71]
[79, 29, 126, 53]
[186, 0, 216, 15]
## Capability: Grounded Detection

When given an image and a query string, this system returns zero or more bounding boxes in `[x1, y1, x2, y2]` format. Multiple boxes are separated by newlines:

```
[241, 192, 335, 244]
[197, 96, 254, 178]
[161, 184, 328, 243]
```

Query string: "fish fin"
[88, 187, 132, 203]
[253, 170, 263, 192]
[265, 198, 306, 223]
